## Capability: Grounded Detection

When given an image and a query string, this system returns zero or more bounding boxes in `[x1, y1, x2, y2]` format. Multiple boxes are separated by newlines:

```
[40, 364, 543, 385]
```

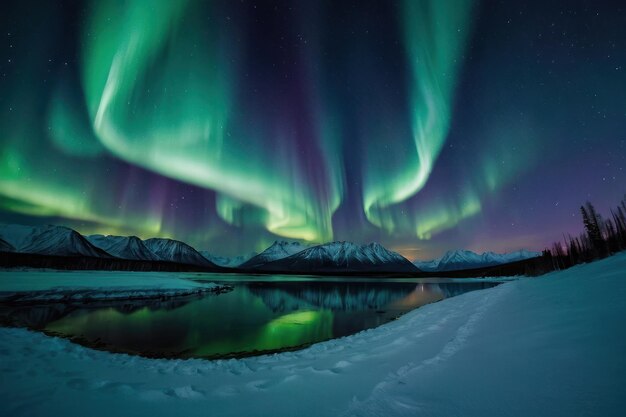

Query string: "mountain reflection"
[0, 279, 499, 359]
[0, 295, 197, 329]
[246, 282, 474, 313]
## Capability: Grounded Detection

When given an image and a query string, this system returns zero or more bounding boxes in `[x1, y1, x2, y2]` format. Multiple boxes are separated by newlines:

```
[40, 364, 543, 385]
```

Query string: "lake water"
[0, 277, 500, 359]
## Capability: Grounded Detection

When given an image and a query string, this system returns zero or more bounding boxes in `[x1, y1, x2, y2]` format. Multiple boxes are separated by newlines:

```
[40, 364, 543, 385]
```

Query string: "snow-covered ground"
[0, 271, 227, 302]
[1, 253, 625, 416]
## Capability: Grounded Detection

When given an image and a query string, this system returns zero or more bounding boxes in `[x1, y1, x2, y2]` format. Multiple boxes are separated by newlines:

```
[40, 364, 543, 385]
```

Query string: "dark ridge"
[0, 251, 229, 272]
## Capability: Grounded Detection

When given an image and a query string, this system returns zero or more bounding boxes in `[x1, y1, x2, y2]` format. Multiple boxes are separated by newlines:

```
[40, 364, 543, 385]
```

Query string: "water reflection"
[0, 280, 497, 359]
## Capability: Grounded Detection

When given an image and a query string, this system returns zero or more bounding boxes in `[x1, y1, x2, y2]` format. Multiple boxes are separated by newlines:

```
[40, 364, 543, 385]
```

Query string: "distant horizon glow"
[0, 0, 624, 260]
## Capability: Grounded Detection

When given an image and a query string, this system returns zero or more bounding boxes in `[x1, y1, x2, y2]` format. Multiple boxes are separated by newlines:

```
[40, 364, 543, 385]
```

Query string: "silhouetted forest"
[541, 195, 626, 272]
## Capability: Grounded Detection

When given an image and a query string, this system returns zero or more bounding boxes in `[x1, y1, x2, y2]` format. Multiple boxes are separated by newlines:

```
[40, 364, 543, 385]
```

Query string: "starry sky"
[0, 0, 624, 260]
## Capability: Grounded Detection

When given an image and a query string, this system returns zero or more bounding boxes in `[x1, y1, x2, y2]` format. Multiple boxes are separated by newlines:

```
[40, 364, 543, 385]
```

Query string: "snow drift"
[1, 252, 624, 416]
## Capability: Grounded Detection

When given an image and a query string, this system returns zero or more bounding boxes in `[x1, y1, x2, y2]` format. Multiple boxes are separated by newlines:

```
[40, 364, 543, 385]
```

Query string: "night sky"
[0, 0, 624, 260]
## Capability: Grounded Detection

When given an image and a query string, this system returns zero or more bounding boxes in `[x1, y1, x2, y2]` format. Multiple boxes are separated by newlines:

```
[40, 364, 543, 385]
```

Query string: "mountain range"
[0, 223, 540, 274]
[0, 225, 218, 268]
[413, 249, 541, 272]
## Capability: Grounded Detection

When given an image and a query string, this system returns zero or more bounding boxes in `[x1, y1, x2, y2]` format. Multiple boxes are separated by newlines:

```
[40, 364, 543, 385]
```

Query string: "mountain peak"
[143, 237, 217, 267]
[254, 241, 418, 273]
[0, 224, 111, 258]
[87, 234, 158, 261]
[414, 249, 541, 272]
[240, 240, 308, 268]
[270, 240, 304, 248]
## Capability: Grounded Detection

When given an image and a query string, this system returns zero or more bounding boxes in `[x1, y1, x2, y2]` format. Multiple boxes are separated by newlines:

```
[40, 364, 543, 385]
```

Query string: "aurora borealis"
[0, 0, 625, 259]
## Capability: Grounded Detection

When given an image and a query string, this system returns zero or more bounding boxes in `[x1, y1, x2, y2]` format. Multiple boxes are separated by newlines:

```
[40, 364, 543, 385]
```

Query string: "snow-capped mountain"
[143, 238, 218, 267]
[240, 241, 308, 269]
[87, 235, 158, 261]
[255, 241, 419, 273]
[199, 251, 256, 268]
[0, 224, 111, 258]
[414, 249, 541, 272]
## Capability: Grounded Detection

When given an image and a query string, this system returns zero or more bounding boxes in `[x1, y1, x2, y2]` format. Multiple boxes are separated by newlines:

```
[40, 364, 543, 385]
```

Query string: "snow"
[307, 241, 406, 264]
[0, 271, 227, 302]
[241, 240, 309, 268]
[87, 235, 159, 261]
[143, 238, 216, 267]
[258, 241, 418, 272]
[1, 253, 625, 416]
[0, 224, 110, 258]
[0, 223, 40, 249]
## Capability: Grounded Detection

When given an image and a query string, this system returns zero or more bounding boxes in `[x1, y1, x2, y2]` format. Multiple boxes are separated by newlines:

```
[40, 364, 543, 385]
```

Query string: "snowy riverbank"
[1, 253, 625, 416]
[0, 271, 229, 302]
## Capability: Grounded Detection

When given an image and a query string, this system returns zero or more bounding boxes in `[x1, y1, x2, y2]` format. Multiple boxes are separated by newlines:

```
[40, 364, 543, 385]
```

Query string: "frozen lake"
[0, 274, 499, 358]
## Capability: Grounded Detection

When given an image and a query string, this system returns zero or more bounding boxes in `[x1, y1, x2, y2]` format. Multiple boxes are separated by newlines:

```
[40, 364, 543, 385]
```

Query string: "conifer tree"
[581, 202, 606, 257]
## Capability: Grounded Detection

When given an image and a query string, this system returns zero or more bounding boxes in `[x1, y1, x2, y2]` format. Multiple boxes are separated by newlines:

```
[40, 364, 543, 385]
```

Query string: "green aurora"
[1, 0, 624, 258]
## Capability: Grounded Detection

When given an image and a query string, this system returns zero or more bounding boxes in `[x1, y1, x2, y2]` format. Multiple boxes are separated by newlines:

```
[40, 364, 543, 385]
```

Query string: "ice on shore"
[0, 270, 227, 302]
[1, 253, 625, 416]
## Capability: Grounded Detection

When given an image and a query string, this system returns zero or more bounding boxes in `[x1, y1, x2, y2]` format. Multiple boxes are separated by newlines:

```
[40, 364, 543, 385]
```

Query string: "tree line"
[542, 195, 626, 271]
